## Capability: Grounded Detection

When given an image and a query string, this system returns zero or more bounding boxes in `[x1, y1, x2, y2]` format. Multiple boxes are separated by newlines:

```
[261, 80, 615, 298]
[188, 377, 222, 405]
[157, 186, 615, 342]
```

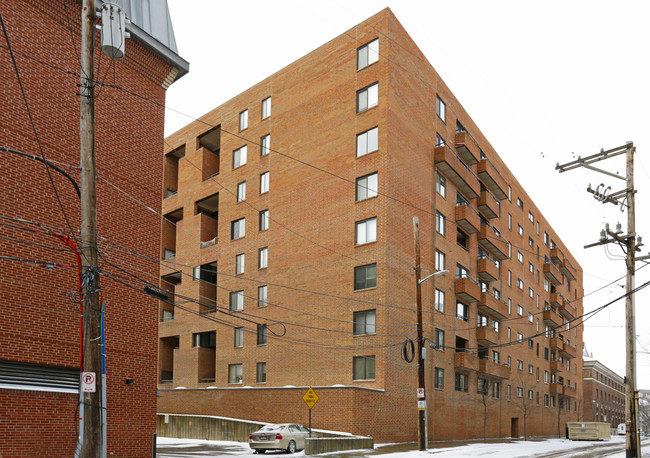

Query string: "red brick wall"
[0, 1, 175, 456]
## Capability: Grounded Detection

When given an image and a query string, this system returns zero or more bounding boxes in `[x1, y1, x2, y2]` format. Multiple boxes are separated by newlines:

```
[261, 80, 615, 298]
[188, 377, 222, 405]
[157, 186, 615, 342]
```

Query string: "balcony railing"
[560, 342, 577, 359]
[454, 352, 479, 372]
[454, 130, 480, 165]
[455, 203, 480, 234]
[434, 145, 479, 199]
[476, 325, 499, 346]
[477, 158, 507, 200]
[559, 301, 577, 320]
[455, 277, 480, 303]
[477, 189, 499, 219]
[543, 309, 563, 327]
[543, 261, 563, 286]
[550, 383, 565, 396]
[550, 360, 563, 373]
[478, 224, 508, 261]
[478, 358, 510, 379]
[478, 291, 509, 319]
[477, 258, 499, 282]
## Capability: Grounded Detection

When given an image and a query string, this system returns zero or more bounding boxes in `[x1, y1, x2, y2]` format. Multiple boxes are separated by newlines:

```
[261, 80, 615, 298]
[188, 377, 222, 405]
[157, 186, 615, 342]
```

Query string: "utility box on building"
[567, 422, 611, 440]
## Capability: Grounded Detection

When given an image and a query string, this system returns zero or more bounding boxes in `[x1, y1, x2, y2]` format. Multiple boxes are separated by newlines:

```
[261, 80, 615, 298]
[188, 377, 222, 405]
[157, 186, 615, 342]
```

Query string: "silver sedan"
[249, 423, 310, 454]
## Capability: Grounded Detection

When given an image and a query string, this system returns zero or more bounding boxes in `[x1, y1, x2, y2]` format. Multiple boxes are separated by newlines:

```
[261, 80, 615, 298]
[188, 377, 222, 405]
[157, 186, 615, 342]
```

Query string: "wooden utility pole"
[557, 142, 641, 457]
[413, 216, 427, 451]
[80, 0, 101, 456]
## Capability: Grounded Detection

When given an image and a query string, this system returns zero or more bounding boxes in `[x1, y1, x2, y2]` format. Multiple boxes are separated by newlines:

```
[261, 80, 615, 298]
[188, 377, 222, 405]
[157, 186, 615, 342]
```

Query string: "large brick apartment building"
[157, 8, 583, 442]
[582, 360, 625, 427]
[0, 0, 187, 456]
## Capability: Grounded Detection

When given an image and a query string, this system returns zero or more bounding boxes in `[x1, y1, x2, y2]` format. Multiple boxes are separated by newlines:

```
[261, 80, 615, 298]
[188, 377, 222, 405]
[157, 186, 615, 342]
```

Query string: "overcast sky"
[165, 0, 650, 388]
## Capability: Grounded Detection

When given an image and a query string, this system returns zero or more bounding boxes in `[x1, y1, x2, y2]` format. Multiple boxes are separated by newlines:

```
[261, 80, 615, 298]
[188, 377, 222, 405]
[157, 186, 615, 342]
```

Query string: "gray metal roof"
[97, 0, 189, 82]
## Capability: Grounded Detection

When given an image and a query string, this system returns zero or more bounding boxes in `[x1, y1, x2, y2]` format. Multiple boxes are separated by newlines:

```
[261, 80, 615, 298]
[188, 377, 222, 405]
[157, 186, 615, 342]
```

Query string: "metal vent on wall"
[0, 359, 79, 393]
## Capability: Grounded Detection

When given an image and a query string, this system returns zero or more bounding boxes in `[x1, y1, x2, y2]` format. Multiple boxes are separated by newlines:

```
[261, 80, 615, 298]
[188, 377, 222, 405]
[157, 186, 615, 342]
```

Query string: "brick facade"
[582, 360, 625, 427]
[157, 8, 584, 443]
[0, 1, 185, 456]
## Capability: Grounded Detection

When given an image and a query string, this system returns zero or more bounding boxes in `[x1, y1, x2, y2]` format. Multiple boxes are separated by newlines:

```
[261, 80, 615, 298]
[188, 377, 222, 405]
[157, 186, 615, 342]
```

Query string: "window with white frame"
[257, 324, 267, 345]
[436, 250, 445, 271]
[436, 172, 446, 197]
[455, 372, 468, 392]
[353, 309, 376, 335]
[517, 332, 523, 342]
[355, 217, 377, 245]
[436, 95, 446, 122]
[237, 181, 246, 202]
[235, 253, 245, 274]
[356, 172, 378, 201]
[456, 301, 468, 321]
[517, 197, 523, 209]
[354, 263, 377, 290]
[517, 305, 523, 315]
[435, 289, 445, 312]
[228, 363, 242, 384]
[261, 97, 271, 119]
[518, 279, 524, 290]
[259, 209, 269, 231]
[517, 360, 524, 370]
[529, 262, 534, 273]
[518, 252, 524, 263]
[353, 355, 375, 380]
[357, 83, 378, 113]
[436, 211, 446, 236]
[529, 312, 534, 323]
[529, 287, 534, 298]
[529, 212, 534, 222]
[260, 134, 270, 156]
[260, 172, 269, 194]
[434, 328, 445, 349]
[233, 145, 247, 168]
[508, 213, 512, 229]
[231, 217, 245, 240]
[518, 224, 524, 236]
[230, 290, 244, 311]
[258, 247, 268, 269]
[234, 327, 243, 348]
[357, 38, 379, 70]
[239, 110, 248, 131]
[258, 285, 267, 307]
[517, 387, 524, 397]
[356, 127, 378, 157]
[435, 367, 444, 389]
[256, 362, 266, 383]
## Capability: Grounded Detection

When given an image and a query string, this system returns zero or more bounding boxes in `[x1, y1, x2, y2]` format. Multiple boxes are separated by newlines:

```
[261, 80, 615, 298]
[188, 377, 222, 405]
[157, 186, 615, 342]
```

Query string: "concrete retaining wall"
[305, 436, 374, 455]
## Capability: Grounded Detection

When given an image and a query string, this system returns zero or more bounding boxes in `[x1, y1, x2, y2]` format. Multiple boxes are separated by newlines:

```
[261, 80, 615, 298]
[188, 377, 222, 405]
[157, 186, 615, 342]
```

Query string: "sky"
[164, 0, 650, 388]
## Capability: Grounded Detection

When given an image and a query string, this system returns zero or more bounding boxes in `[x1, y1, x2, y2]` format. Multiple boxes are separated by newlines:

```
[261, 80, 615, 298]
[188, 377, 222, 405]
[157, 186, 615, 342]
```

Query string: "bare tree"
[474, 377, 500, 442]
[639, 397, 650, 433]
[512, 373, 536, 440]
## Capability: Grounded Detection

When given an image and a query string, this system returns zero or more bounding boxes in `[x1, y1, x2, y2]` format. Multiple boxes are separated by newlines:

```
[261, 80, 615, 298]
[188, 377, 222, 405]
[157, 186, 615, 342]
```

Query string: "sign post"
[302, 387, 319, 437]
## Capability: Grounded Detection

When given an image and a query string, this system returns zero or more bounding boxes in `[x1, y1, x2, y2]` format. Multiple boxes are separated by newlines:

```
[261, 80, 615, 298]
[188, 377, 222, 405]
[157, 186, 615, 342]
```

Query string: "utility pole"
[556, 142, 642, 457]
[80, 0, 102, 457]
[413, 216, 426, 451]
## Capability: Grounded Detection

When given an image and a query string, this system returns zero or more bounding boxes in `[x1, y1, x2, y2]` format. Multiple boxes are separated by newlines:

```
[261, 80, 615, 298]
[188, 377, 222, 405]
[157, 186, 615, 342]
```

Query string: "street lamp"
[413, 215, 448, 451]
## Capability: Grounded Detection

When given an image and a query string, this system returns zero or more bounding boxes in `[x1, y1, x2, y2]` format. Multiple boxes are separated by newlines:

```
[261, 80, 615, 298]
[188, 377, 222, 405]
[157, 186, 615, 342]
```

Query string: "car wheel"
[253, 450, 265, 454]
[286, 440, 296, 454]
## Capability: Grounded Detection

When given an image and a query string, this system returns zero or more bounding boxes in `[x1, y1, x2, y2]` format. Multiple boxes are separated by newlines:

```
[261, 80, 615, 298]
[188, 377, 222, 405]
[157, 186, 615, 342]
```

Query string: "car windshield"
[259, 425, 284, 432]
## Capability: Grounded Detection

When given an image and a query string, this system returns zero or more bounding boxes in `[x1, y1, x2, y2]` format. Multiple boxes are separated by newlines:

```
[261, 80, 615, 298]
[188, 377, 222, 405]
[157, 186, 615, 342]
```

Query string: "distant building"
[0, 1, 187, 456]
[157, 8, 584, 442]
[582, 360, 625, 427]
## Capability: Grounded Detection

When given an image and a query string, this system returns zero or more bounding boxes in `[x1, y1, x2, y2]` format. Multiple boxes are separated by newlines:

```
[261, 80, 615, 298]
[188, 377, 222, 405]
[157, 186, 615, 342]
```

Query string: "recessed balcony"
[454, 131, 480, 165]
[477, 258, 499, 282]
[455, 277, 480, 303]
[476, 326, 499, 346]
[455, 204, 480, 234]
[478, 358, 510, 380]
[478, 292, 509, 320]
[543, 261, 563, 286]
[477, 190, 499, 219]
[454, 352, 479, 372]
[477, 158, 507, 200]
[434, 146, 479, 199]
[478, 224, 508, 261]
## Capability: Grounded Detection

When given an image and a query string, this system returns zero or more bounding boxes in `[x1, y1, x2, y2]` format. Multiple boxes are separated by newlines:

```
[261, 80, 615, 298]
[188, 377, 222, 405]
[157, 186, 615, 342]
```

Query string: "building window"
[455, 372, 468, 392]
[517, 387, 524, 397]
[357, 83, 378, 113]
[529, 262, 534, 273]
[528, 212, 534, 222]
[517, 332, 523, 342]
[436, 133, 446, 147]
[436, 250, 445, 271]
[517, 360, 524, 370]
[235, 253, 245, 274]
[544, 394, 549, 407]
[228, 364, 243, 384]
[508, 213, 512, 229]
[456, 302, 468, 321]
[518, 252, 524, 263]
[230, 291, 244, 311]
[435, 328, 445, 349]
[436, 95, 446, 122]
[259, 209, 269, 231]
[355, 217, 377, 245]
[435, 289, 445, 312]
[258, 285, 267, 307]
[517, 197, 523, 209]
[436, 172, 446, 197]
[356, 172, 378, 201]
[456, 264, 469, 279]
[518, 279, 524, 290]
[193, 331, 216, 349]
[231, 217, 245, 240]
[357, 127, 379, 157]
[507, 385, 511, 401]
[544, 232, 549, 245]
[261, 97, 271, 119]
[353, 356, 375, 380]
[528, 390, 534, 400]
[518, 225, 524, 236]
[260, 134, 270, 156]
[353, 309, 376, 335]
[457, 229, 469, 250]
[435, 367, 444, 389]
[528, 364, 534, 374]
[260, 171, 269, 194]
[234, 327, 243, 347]
[258, 247, 268, 269]
[357, 38, 379, 70]
[354, 263, 377, 290]
[256, 362, 266, 383]
[233, 145, 247, 169]
[257, 324, 267, 345]
[237, 181, 246, 202]
[435, 211, 446, 236]
[239, 110, 248, 131]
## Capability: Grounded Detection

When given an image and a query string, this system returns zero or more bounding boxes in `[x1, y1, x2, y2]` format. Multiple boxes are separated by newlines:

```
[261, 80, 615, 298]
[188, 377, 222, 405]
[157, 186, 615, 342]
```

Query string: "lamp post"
[413, 216, 448, 451]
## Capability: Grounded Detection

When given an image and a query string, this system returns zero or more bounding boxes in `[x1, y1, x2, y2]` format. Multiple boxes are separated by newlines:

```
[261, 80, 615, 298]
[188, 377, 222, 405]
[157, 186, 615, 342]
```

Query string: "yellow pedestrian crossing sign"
[303, 387, 319, 409]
